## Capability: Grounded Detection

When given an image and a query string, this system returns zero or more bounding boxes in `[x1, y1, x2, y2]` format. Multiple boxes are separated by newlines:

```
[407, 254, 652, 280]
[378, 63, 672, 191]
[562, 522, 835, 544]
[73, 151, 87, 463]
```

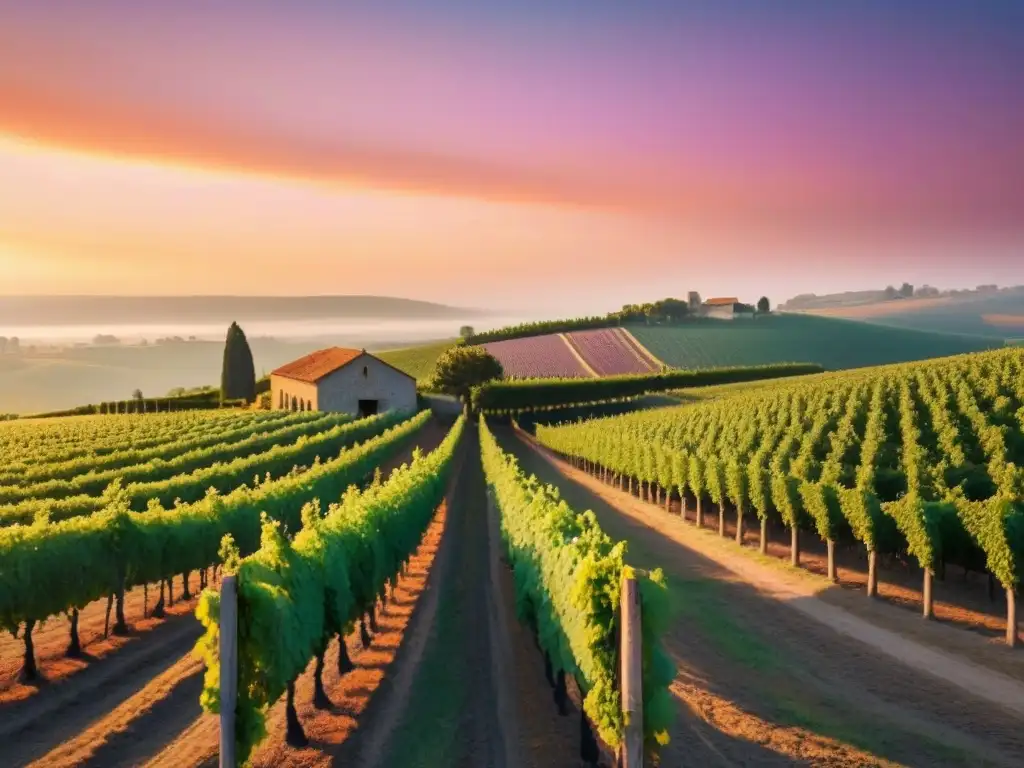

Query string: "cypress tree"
[221, 322, 257, 403]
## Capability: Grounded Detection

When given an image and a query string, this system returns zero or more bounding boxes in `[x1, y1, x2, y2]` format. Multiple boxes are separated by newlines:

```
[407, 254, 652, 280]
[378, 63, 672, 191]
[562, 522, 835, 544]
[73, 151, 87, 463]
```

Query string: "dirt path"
[368, 424, 578, 768]
[502, 427, 1024, 768]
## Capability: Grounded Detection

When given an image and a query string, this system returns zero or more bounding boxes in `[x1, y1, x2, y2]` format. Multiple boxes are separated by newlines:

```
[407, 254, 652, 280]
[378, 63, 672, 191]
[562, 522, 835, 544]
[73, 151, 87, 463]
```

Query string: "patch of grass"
[772, 691, 982, 766]
[663, 570, 974, 764]
[378, 582, 466, 768]
[375, 340, 457, 383]
[666, 574, 783, 672]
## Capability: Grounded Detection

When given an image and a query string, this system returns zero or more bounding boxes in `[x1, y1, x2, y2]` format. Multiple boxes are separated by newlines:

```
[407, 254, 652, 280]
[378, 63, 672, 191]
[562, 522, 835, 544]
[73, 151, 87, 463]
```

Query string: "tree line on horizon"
[460, 294, 771, 346]
[783, 282, 1021, 309]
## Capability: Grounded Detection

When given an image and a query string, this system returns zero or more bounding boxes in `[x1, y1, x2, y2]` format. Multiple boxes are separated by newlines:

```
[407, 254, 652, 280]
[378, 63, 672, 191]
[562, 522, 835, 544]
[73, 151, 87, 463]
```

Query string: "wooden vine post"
[220, 575, 238, 768]
[620, 572, 643, 768]
[922, 568, 934, 620]
[866, 550, 878, 597]
[1007, 588, 1018, 648]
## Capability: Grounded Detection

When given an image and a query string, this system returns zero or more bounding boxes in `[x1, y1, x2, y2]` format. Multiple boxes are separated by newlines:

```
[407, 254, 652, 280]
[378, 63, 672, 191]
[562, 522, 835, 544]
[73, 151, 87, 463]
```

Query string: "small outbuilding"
[271, 347, 417, 418]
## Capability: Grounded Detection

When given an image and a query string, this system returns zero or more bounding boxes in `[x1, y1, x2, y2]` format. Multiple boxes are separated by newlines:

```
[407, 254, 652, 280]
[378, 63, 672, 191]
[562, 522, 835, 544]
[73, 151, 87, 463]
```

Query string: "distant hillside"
[0, 336, 452, 414]
[0, 295, 482, 326]
[780, 284, 1021, 313]
[627, 314, 1001, 371]
[793, 291, 1024, 340]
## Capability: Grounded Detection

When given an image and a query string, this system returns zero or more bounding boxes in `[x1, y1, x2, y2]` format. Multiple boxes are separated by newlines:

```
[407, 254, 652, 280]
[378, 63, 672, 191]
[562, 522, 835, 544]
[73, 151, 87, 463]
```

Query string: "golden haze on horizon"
[2, 133, 1021, 304]
[0, 133, 696, 301]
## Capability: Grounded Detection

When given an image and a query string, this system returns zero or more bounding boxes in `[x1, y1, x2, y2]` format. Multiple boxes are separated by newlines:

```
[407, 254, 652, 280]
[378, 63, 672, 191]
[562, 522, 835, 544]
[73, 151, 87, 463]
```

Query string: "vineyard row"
[0, 410, 431, 680]
[196, 415, 465, 764]
[0, 411, 407, 527]
[480, 417, 674, 758]
[534, 348, 1024, 645]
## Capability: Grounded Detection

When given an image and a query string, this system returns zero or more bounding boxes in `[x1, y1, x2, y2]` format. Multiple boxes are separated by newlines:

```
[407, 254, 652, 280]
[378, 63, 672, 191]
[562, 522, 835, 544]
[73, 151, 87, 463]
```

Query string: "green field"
[376, 339, 456, 382]
[628, 314, 1001, 371]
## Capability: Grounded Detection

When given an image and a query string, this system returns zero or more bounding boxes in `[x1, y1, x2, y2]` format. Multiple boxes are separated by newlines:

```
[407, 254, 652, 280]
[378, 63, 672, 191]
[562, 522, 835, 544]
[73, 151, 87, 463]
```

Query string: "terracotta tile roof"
[704, 297, 739, 306]
[272, 347, 365, 383]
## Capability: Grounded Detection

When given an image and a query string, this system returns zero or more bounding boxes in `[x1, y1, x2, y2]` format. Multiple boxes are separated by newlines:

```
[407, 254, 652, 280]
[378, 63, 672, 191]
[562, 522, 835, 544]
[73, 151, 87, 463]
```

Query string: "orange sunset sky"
[1, 2, 1022, 314]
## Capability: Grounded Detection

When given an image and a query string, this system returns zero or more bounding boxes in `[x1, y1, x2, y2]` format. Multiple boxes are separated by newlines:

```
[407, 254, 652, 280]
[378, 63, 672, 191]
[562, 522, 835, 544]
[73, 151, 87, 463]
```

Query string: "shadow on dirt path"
[499, 426, 1024, 768]
[374, 423, 579, 768]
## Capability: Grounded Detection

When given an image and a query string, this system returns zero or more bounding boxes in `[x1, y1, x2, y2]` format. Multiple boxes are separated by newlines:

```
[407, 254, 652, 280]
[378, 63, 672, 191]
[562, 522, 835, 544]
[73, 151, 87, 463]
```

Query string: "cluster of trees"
[882, 283, 916, 300]
[166, 385, 218, 398]
[154, 335, 199, 345]
[428, 345, 504, 404]
[617, 297, 693, 324]
[95, 396, 240, 415]
[881, 283, 997, 300]
[0, 336, 21, 355]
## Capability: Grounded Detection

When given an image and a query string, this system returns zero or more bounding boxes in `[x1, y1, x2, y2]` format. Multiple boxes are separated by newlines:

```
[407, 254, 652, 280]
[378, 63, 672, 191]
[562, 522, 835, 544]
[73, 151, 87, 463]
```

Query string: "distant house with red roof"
[271, 347, 416, 418]
[701, 297, 755, 320]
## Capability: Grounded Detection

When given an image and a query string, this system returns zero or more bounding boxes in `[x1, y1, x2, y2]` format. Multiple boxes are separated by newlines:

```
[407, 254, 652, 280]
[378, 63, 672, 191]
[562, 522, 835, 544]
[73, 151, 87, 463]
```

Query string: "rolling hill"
[393, 314, 1002, 383]
[621, 314, 1001, 371]
[791, 290, 1024, 339]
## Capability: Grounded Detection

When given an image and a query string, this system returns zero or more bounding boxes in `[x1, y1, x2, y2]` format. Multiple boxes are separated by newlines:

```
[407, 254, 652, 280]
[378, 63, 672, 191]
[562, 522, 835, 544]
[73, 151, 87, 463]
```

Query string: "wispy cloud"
[2, 2, 1022, 233]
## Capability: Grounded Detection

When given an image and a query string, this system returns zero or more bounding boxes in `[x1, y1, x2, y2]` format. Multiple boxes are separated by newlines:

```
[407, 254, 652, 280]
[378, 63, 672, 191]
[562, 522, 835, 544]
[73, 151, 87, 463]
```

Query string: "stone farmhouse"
[700, 297, 756, 321]
[271, 347, 417, 418]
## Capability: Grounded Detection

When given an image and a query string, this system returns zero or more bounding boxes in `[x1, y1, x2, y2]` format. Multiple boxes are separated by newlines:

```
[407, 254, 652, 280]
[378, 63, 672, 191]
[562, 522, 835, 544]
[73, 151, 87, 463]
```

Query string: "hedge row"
[471, 363, 824, 412]
[29, 380, 270, 419]
[465, 316, 617, 345]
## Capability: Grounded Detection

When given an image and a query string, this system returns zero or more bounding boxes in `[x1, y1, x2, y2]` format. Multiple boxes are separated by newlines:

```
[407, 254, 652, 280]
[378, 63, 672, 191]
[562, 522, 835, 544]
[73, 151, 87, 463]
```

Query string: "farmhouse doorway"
[358, 399, 379, 418]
